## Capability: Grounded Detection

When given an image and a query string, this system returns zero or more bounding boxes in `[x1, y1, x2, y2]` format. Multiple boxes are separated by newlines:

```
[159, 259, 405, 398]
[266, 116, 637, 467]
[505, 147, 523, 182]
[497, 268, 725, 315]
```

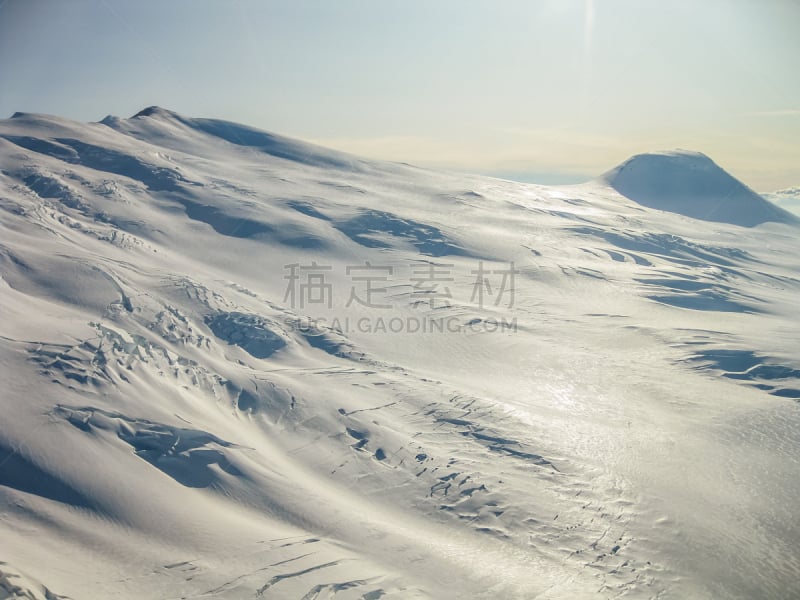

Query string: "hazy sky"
[1, 0, 798, 189]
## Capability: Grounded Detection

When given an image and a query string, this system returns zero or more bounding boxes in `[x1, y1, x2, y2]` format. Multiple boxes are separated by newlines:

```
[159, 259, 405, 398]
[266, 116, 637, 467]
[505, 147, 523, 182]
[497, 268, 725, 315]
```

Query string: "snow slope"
[1, 108, 799, 599]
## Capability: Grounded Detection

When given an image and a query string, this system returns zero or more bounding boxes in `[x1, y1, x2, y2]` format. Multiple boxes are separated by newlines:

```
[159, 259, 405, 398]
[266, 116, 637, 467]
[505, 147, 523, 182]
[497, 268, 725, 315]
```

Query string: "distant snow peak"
[600, 149, 798, 227]
[131, 105, 180, 119]
[99, 114, 122, 127]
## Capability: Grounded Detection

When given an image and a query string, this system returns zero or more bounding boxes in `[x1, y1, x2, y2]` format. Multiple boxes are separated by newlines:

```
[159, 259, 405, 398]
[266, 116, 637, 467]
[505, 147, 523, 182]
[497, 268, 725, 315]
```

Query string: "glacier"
[0, 107, 799, 599]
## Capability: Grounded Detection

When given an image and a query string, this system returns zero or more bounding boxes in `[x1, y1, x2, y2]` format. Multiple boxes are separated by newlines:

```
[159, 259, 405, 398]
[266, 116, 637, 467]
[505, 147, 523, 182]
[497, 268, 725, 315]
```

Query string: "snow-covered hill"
[1, 108, 799, 599]
[600, 150, 798, 227]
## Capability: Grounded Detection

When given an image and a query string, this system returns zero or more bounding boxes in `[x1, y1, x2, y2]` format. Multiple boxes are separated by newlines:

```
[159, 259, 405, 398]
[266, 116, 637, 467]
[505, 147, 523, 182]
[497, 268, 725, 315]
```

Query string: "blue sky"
[1, 0, 798, 189]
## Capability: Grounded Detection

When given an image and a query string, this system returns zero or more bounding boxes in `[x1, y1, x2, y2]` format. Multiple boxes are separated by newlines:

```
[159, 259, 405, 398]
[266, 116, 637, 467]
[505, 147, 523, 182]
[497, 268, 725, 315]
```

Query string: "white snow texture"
[0, 107, 799, 599]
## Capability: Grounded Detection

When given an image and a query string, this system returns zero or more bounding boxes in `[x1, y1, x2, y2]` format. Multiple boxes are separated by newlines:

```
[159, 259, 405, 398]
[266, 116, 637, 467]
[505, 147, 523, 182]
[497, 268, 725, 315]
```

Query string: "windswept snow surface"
[1, 108, 799, 599]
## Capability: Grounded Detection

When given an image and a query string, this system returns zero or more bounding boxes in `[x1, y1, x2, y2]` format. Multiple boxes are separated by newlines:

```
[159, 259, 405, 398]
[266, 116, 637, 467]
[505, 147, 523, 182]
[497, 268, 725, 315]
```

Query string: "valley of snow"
[1, 107, 799, 600]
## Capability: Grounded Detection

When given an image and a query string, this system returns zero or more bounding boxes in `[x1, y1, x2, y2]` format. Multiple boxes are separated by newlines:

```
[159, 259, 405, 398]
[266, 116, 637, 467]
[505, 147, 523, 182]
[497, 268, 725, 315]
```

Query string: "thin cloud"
[745, 109, 800, 117]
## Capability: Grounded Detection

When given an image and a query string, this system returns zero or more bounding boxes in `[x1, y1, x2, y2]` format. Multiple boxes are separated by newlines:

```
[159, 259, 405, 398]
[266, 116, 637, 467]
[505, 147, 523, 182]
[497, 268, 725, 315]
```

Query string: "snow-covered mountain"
[600, 150, 798, 227]
[1, 108, 799, 599]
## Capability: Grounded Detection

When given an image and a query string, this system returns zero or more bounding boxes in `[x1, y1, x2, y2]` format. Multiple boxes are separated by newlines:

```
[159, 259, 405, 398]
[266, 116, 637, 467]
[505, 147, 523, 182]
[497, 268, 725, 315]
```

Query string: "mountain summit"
[600, 150, 797, 227]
